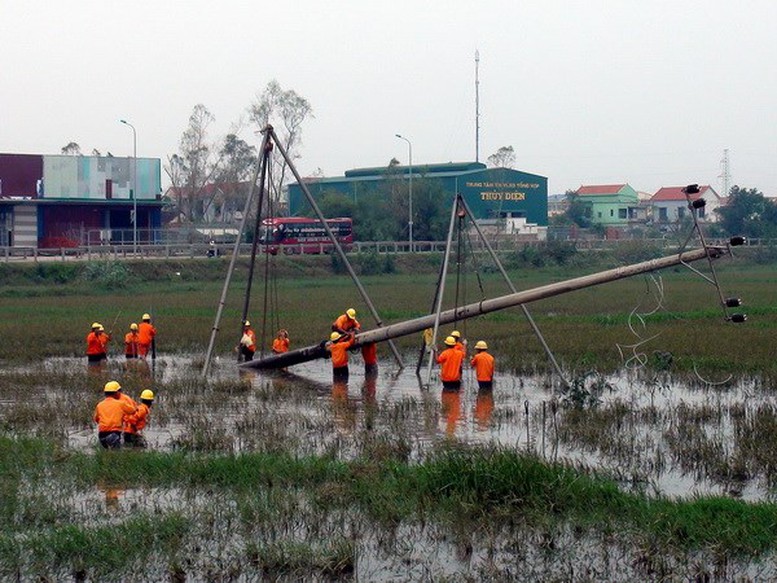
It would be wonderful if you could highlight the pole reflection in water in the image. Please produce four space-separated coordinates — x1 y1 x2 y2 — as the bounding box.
362 373 378 430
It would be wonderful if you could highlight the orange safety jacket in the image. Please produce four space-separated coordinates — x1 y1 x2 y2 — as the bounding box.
242 328 257 351
138 322 156 346
86 332 105 356
328 335 355 368
124 402 150 434
272 336 289 353
332 314 360 333
124 332 139 357
94 395 137 432
437 347 465 382
470 351 495 382
361 342 377 365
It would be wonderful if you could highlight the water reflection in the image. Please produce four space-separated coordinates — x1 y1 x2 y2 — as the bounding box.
474 388 494 430
440 389 463 437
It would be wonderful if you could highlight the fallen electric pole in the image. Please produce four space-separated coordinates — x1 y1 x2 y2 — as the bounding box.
240 245 730 371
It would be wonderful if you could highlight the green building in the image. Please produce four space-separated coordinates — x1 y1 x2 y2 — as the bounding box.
574 184 641 226
288 162 548 235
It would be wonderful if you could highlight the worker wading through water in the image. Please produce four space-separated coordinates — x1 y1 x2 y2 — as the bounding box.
450 330 467 355
362 342 378 376
94 381 137 449
435 335 466 391
239 320 257 361
124 323 140 359
123 389 154 448
272 329 290 354
332 308 361 335
470 340 495 391
86 322 109 364
327 331 355 381
137 313 156 359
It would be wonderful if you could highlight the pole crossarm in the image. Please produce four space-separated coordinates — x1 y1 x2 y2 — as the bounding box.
241 245 729 371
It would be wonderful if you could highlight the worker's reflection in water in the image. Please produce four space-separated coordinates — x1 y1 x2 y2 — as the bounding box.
474 388 495 430
331 380 357 431
440 388 463 437
361 372 378 430
96 482 125 511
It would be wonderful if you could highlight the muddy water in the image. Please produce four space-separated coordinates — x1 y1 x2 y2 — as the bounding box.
9 352 771 502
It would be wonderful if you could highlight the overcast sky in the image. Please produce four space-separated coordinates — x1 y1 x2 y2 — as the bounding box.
2 0 776 195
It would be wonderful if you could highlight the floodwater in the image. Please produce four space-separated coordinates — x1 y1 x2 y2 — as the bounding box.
10 351 775 502
5 354 777 580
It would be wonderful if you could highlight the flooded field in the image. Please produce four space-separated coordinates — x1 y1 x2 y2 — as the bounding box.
3 352 777 580
16 352 772 503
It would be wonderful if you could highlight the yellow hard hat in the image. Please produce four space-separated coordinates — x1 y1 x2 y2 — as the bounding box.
91 322 101 329
475 340 488 350
330 331 341 342
142 313 151 321
451 330 461 339
104 380 121 393
444 336 456 346
140 389 155 401
244 320 251 327
346 308 356 319
98 325 105 331
130 323 139 331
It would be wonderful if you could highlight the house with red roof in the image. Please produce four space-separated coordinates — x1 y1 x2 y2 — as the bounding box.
650 185 722 223
574 184 642 226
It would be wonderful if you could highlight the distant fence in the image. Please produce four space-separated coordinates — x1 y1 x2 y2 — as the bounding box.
1 238 773 263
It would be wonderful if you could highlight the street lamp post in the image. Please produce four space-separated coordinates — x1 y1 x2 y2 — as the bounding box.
120 119 138 254
395 134 413 252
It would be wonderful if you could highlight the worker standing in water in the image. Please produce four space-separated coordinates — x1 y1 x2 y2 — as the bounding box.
239 320 257 361
470 340 495 391
327 331 355 380
137 313 156 359
332 308 360 335
450 330 467 355
94 381 136 449
124 323 140 359
86 322 108 364
361 342 378 376
123 389 155 448
435 335 466 391
272 329 290 354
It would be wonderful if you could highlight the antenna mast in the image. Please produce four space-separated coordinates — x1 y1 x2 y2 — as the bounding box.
718 148 731 197
475 50 480 163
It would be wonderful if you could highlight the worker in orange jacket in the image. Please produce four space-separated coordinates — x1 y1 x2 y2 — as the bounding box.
86 322 109 364
123 389 154 448
327 331 355 380
470 340 495 390
124 323 140 359
450 330 467 355
332 308 361 335
272 329 290 354
435 335 466 391
239 320 257 361
362 342 378 375
94 380 137 449
137 313 156 359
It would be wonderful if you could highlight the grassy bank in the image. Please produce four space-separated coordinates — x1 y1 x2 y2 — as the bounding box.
2 435 776 579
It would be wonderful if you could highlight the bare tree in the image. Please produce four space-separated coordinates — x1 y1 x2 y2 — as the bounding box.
61 142 82 156
164 104 222 223
249 80 313 208
487 145 515 169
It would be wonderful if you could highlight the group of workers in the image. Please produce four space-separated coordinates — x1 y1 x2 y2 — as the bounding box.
93 380 155 449
325 308 493 389
238 321 290 362
86 313 157 363
326 308 378 380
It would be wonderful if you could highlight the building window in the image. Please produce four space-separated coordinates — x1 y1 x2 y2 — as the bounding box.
610 209 614 217
658 208 667 221
618 208 627 219
678 207 685 220
698 207 705 218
